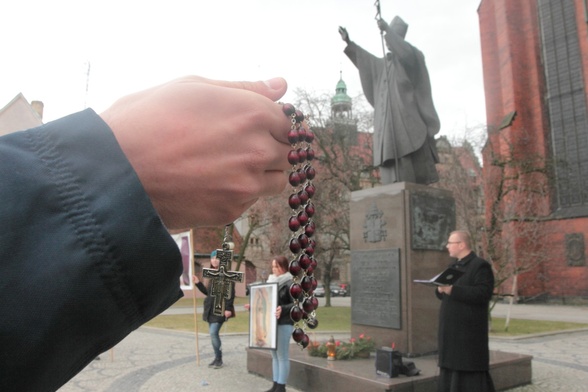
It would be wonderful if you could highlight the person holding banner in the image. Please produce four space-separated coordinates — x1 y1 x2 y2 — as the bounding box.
265 256 295 392
193 250 236 369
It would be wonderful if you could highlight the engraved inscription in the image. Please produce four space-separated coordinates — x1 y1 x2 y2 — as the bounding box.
351 248 401 329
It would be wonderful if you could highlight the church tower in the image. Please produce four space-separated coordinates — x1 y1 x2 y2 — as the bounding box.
329 72 358 144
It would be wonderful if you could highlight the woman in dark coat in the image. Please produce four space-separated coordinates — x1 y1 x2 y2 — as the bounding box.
193 250 235 369
436 230 495 392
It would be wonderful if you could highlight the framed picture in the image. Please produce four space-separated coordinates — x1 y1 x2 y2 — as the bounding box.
248 282 278 350
170 230 193 291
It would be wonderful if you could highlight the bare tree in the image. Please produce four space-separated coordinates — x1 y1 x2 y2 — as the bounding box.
482 127 555 330
434 125 555 331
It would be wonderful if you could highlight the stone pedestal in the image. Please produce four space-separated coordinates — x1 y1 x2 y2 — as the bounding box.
247 347 532 392
350 182 455 356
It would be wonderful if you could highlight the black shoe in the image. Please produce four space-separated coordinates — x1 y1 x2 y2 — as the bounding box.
264 381 277 392
213 358 223 369
275 384 286 392
208 358 218 368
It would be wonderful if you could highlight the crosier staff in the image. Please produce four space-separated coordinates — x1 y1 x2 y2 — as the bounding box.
374 0 400 182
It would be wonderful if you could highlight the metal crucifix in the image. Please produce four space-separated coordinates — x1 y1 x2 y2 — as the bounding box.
202 225 244 316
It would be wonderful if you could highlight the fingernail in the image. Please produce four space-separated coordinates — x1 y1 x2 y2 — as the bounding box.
264 77 283 90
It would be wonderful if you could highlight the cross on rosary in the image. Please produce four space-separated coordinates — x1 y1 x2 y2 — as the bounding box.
202 224 244 317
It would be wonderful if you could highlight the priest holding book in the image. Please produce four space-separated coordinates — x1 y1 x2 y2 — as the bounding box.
435 230 496 392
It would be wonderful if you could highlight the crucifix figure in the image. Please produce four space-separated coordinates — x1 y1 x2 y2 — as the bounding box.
202 247 244 317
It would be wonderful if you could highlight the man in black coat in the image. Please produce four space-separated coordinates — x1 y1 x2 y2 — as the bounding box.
436 230 496 392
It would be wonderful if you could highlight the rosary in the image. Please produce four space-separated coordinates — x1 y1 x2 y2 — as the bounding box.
213 103 318 349
282 103 318 349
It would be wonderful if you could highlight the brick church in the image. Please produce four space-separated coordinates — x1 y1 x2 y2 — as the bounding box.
478 0 588 301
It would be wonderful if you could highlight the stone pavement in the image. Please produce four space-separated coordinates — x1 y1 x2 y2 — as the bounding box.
58 302 588 391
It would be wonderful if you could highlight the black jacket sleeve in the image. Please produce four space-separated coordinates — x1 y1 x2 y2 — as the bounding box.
0 109 183 392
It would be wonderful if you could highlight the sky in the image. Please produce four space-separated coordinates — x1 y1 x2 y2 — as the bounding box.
1 0 486 138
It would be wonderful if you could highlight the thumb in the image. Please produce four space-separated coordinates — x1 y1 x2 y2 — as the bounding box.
191 76 288 102
237 77 288 102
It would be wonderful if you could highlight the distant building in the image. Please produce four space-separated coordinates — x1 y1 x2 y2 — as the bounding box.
0 93 44 136
479 0 588 301
434 136 485 253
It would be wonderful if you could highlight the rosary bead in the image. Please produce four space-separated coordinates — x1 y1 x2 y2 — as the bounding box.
300 275 313 292
300 334 310 348
297 127 307 142
288 216 301 232
304 165 316 180
304 244 314 256
288 193 301 209
296 168 307 182
305 129 315 143
290 306 304 322
298 190 309 205
288 259 302 276
288 129 300 144
294 109 305 123
304 183 316 198
298 233 309 248
297 211 309 226
289 238 301 253
282 103 296 116
287 150 299 165
292 327 305 342
305 147 315 161
297 148 308 163
304 202 315 217
298 254 311 269
309 257 318 271
289 283 303 300
288 172 301 187
304 221 316 237
302 297 315 313
306 317 319 329
309 296 319 310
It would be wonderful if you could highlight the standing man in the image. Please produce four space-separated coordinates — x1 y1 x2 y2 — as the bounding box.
339 16 440 185
436 230 495 391
193 250 235 369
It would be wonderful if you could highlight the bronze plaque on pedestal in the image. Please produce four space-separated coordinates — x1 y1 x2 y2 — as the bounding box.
351 248 401 329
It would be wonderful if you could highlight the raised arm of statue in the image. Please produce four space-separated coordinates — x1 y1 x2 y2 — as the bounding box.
338 26 350 44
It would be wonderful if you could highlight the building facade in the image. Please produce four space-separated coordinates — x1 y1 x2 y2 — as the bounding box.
479 0 588 300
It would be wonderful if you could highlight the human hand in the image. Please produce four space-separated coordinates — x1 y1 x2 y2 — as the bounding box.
192 275 200 284
275 305 282 319
438 285 452 295
244 304 250 311
100 76 293 229
338 26 350 43
224 310 232 319
377 19 389 32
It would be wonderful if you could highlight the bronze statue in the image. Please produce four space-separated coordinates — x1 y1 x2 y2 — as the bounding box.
339 16 440 185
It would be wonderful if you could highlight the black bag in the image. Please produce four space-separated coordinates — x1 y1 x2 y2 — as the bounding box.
400 360 421 376
375 348 421 378
375 348 402 377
